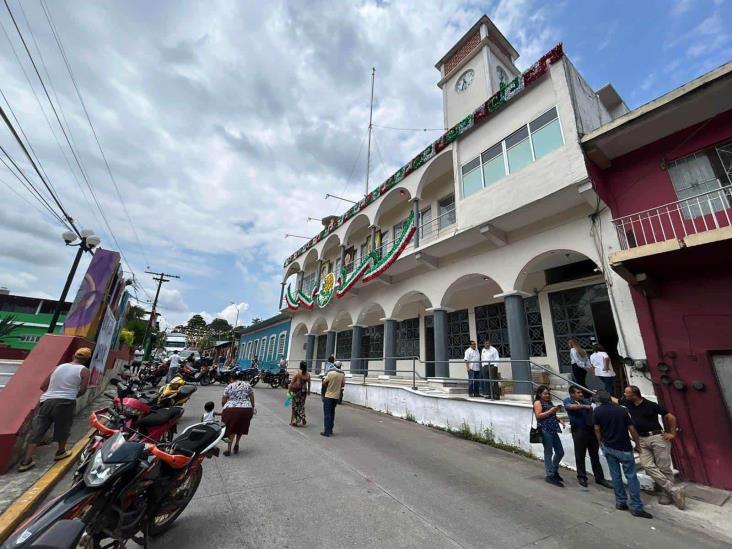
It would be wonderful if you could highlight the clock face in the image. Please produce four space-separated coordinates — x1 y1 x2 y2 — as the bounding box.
455 69 474 93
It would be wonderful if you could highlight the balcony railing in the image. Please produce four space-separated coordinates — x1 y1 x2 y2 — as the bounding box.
612 184 732 250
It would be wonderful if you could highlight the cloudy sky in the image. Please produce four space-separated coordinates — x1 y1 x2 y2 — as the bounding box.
0 0 729 329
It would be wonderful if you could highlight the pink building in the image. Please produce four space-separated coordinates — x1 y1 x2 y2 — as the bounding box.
583 61 732 489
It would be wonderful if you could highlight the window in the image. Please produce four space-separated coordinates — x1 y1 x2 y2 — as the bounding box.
268 335 277 360
19 335 40 343
420 206 433 240
668 142 732 218
460 106 564 196
302 271 318 294
481 143 505 188
336 330 352 358
360 325 384 359
529 107 563 160
396 317 420 358
461 157 483 198
506 126 533 173
475 297 546 358
438 194 456 230
447 309 470 359
246 341 252 359
277 332 287 356
524 296 546 357
260 337 267 359
253 340 259 358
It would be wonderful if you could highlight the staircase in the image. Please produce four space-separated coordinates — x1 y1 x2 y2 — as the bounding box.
0 360 22 392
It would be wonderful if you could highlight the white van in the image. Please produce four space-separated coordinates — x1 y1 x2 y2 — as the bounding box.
164 333 187 356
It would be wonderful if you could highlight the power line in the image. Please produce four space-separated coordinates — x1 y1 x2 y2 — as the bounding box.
339 129 368 198
0 17 97 227
371 123 445 132
40 0 152 269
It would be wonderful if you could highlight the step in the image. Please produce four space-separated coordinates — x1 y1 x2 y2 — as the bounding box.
0 360 22 374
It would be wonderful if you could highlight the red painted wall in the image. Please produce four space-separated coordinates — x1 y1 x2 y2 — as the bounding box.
0 335 94 474
589 108 732 489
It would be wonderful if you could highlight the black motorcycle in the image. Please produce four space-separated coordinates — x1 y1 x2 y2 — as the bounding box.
3 422 225 549
237 366 260 386
212 365 235 385
260 369 289 389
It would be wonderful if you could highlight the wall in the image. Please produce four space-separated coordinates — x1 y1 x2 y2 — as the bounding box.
0 311 66 351
238 319 291 371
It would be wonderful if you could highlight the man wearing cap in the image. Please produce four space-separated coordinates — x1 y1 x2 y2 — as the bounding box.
321 361 345 437
18 347 91 471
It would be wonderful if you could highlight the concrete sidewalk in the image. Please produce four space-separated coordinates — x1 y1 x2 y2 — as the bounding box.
0 391 106 515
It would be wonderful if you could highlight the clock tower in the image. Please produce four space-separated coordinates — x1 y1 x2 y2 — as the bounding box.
436 16 521 129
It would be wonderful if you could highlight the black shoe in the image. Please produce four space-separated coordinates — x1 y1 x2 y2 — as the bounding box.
553 473 564 482
615 503 629 511
545 476 564 487
631 510 653 519
597 479 613 489
578 478 588 487
320 432 330 437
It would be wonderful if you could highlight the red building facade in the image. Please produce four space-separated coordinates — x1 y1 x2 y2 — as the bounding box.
583 63 732 489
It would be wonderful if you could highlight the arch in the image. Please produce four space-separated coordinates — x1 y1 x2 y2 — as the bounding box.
302 248 319 270
330 310 353 332
289 321 309 363
416 150 454 200
310 316 328 335
440 273 503 309
291 321 309 337
356 302 386 327
343 213 372 248
512 249 600 292
374 187 412 227
389 290 432 319
283 260 301 283
321 232 341 261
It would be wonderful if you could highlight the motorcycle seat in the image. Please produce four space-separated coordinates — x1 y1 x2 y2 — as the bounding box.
137 407 184 428
171 424 222 454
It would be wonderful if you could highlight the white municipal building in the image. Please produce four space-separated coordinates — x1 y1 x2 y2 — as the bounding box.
276 15 651 398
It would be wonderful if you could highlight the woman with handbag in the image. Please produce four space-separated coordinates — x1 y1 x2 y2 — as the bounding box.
289 361 311 427
533 385 565 487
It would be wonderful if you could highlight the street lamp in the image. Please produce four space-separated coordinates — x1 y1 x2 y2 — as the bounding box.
230 301 241 339
48 229 101 334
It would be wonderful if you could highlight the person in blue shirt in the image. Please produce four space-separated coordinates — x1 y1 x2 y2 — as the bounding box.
563 385 612 488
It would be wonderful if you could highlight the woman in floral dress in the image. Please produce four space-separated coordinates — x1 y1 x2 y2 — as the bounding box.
289 361 311 427
221 370 256 456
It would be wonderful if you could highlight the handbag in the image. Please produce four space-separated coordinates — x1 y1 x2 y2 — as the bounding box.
530 409 542 444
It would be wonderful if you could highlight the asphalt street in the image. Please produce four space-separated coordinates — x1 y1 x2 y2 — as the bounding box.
47 384 730 548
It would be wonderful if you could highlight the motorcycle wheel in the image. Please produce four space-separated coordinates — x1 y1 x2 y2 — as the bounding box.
269 377 280 389
200 374 211 386
148 464 202 537
250 376 259 387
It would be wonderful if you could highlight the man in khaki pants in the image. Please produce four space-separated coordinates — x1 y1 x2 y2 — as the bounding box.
620 385 685 509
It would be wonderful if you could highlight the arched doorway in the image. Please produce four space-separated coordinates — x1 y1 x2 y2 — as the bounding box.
391 291 432 377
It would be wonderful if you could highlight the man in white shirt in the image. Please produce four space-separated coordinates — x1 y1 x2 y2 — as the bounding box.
464 341 481 397
18 347 91 472
481 339 501 400
166 350 181 383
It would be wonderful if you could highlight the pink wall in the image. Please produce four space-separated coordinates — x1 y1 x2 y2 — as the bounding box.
589 108 732 489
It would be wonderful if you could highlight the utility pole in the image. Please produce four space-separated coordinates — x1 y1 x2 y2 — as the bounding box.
365 67 375 196
142 270 180 360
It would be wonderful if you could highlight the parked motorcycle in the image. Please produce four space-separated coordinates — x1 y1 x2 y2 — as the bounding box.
138 360 168 387
237 366 260 386
177 362 212 386
260 368 290 388
158 376 197 408
211 364 235 385
3 420 225 548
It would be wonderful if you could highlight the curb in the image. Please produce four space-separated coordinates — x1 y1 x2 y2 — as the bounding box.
0 428 94 543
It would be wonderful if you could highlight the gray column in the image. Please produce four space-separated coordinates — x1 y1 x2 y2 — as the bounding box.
325 330 336 360
505 293 531 394
351 325 364 375
370 226 378 255
296 270 304 292
412 199 420 248
433 309 449 378
384 319 397 375
339 245 346 271
278 282 285 309
305 334 315 372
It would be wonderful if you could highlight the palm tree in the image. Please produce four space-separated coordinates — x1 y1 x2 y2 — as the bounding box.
0 315 22 343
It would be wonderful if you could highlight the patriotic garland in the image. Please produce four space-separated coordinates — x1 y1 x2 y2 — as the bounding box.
286 210 416 310
283 43 564 268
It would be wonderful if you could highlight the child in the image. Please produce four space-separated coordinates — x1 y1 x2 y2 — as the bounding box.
201 401 221 424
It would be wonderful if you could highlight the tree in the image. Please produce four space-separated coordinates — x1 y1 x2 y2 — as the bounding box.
250 317 262 325
119 329 135 347
208 318 232 335
0 315 22 343
187 314 207 330
126 305 146 322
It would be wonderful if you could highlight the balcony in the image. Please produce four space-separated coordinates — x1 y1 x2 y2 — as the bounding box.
610 184 732 264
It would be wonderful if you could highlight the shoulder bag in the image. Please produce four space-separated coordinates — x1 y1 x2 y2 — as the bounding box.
530 404 542 444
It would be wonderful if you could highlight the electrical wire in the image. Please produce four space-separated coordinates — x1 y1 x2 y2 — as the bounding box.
371 129 390 184
338 130 368 198
371 123 445 132
0 172 63 224
41 0 152 269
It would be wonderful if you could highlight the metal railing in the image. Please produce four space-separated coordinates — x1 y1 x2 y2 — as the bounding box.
282 356 592 405
612 183 732 250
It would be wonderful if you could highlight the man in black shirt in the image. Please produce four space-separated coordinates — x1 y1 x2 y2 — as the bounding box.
620 385 685 509
594 391 652 519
